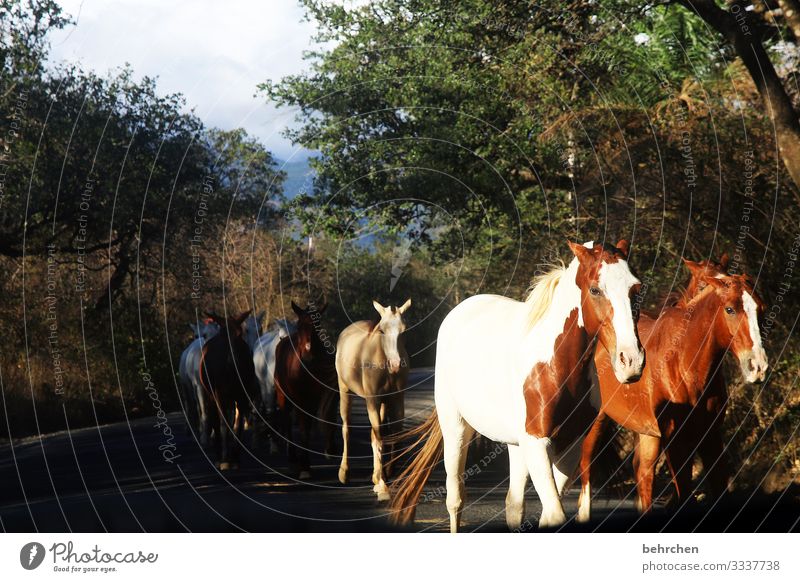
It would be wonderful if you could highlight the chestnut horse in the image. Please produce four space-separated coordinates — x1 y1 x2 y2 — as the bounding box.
273 301 338 479
200 310 258 470
389 241 645 531
336 299 412 501
577 258 768 521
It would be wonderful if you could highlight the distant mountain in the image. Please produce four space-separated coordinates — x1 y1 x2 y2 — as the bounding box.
277 157 316 199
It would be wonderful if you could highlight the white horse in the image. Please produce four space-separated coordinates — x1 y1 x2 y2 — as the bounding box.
336 299 411 501
251 317 297 451
390 241 645 532
179 319 220 445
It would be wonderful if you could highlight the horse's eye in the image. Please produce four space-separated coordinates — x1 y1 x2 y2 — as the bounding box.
590 287 602 296
725 307 735 315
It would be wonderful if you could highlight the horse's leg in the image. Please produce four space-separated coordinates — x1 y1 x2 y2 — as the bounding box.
338 384 351 485
577 412 607 523
196 384 211 447
366 397 390 501
663 434 695 508
634 434 660 513
218 401 237 471
383 391 404 478
505 443 528 531
296 406 313 480
231 401 245 469
323 388 339 459
697 426 731 500
552 436 583 498
435 386 474 533
520 435 565 528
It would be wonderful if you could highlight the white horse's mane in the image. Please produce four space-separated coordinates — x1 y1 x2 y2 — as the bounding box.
524 262 567 330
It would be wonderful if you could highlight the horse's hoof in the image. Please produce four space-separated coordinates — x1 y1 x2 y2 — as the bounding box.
269 442 280 455
338 468 349 484
298 470 312 480
373 482 390 501
538 511 566 529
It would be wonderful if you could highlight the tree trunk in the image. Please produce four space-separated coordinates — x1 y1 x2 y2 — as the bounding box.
675 0 800 190
94 240 133 311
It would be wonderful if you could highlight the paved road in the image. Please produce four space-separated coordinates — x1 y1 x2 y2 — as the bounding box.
1 369 793 532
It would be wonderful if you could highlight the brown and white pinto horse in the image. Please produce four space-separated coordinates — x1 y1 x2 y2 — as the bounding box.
200 310 258 470
577 258 768 521
389 241 645 531
273 301 338 479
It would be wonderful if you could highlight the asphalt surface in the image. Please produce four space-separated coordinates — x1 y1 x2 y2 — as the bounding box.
1 368 795 532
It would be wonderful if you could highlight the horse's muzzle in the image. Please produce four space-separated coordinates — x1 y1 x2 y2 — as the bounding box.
740 350 768 384
613 345 646 384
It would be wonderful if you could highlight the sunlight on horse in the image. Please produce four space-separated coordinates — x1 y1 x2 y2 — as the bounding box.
578 256 769 522
336 299 412 501
389 240 644 532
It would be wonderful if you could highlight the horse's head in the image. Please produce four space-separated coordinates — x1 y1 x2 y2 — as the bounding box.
372 299 411 374
683 253 730 297
569 239 645 383
273 317 297 339
291 301 327 362
243 311 265 350
205 310 251 341
699 273 768 383
189 318 220 341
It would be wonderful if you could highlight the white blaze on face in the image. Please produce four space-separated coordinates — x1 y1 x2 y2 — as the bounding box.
598 259 644 380
742 291 768 380
380 315 403 372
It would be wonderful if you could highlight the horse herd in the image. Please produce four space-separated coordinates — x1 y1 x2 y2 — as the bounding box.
178 239 769 532
178 299 412 487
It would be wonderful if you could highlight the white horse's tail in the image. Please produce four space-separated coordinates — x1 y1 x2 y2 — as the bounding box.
387 411 443 526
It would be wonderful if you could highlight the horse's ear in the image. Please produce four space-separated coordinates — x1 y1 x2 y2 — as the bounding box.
718 253 730 271
373 300 386 317
205 311 223 325
398 298 412 314
615 239 630 259
682 258 704 278
318 302 328 314
291 301 304 317
704 276 726 290
189 323 199 335
567 240 593 262
256 311 266 325
234 310 252 325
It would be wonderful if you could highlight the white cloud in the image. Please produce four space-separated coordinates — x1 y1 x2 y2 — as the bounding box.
49 0 320 160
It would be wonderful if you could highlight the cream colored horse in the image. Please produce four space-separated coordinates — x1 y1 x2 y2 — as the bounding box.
335 299 411 501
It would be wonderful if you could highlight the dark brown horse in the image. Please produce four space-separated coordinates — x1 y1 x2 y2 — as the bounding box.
578 258 767 521
200 310 258 470
273 301 338 479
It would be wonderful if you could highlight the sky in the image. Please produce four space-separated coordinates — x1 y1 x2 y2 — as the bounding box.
48 0 320 162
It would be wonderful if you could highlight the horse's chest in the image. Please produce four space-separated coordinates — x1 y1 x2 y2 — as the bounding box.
521 348 594 443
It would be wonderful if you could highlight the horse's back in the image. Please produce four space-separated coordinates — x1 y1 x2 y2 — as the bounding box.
203 333 256 401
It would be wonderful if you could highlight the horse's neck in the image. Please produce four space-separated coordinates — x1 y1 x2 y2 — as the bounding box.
678 294 726 388
520 260 586 365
